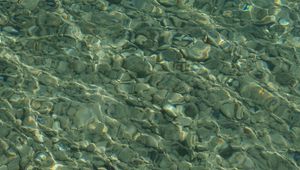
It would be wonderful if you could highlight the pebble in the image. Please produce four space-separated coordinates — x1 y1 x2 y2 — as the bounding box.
86 143 97 152
0 75 6 81
135 35 148 46
181 41 210 61
243 126 257 139
163 104 178 118
34 152 55 167
20 0 40 10
72 105 95 128
56 61 69 73
33 130 44 143
259 15 276 25
37 72 59 87
123 55 152 78
219 101 235 118
0 139 9 153
2 26 19 35
118 147 136 163
136 133 159 149
175 116 193 126
31 100 41 110
23 116 38 128
241 4 253 11
0 14 8 26
159 48 182 62
0 165 8 170
107 0 122 4
52 120 62 131
293 151 300 164
228 152 255 169
178 161 192 170
279 18 289 26
157 0 177 6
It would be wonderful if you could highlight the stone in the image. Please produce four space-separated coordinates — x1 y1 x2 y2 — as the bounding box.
0 165 8 170
275 72 297 86
270 133 288 148
219 101 235 118
159 123 180 141
181 41 210 61
203 30 224 47
163 104 178 118
0 14 8 26
107 0 122 4
123 55 152 78
21 0 40 10
0 139 9 154
175 116 193 126
135 34 148 46
228 152 255 169
287 36 300 48
86 143 97 152
71 59 86 74
159 48 182 62
279 18 290 26
56 61 69 73
2 26 19 35
256 15 276 25
118 147 136 163
183 103 199 118
239 80 280 111
32 129 44 143
7 156 20 170
34 152 55 167
243 127 257 139
70 104 96 128
185 131 198 148
37 72 59 87
52 120 62 131
23 116 38 128
166 93 185 104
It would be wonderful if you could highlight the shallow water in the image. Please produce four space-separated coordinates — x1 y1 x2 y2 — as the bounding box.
1 0 300 169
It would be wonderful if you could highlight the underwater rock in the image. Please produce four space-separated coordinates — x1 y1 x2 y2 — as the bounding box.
20 0 40 10
123 55 152 78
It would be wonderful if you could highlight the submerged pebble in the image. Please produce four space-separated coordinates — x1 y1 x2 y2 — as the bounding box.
2 26 19 35
279 18 289 26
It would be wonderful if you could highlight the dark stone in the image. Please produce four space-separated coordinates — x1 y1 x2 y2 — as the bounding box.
219 145 238 159
148 150 163 163
0 75 8 82
293 151 300 165
263 60 275 71
159 49 182 62
184 103 198 118
123 55 152 78
107 0 122 4
212 110 221 119
275 72 296 86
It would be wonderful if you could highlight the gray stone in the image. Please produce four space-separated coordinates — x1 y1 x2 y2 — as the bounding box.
123 55 152 78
